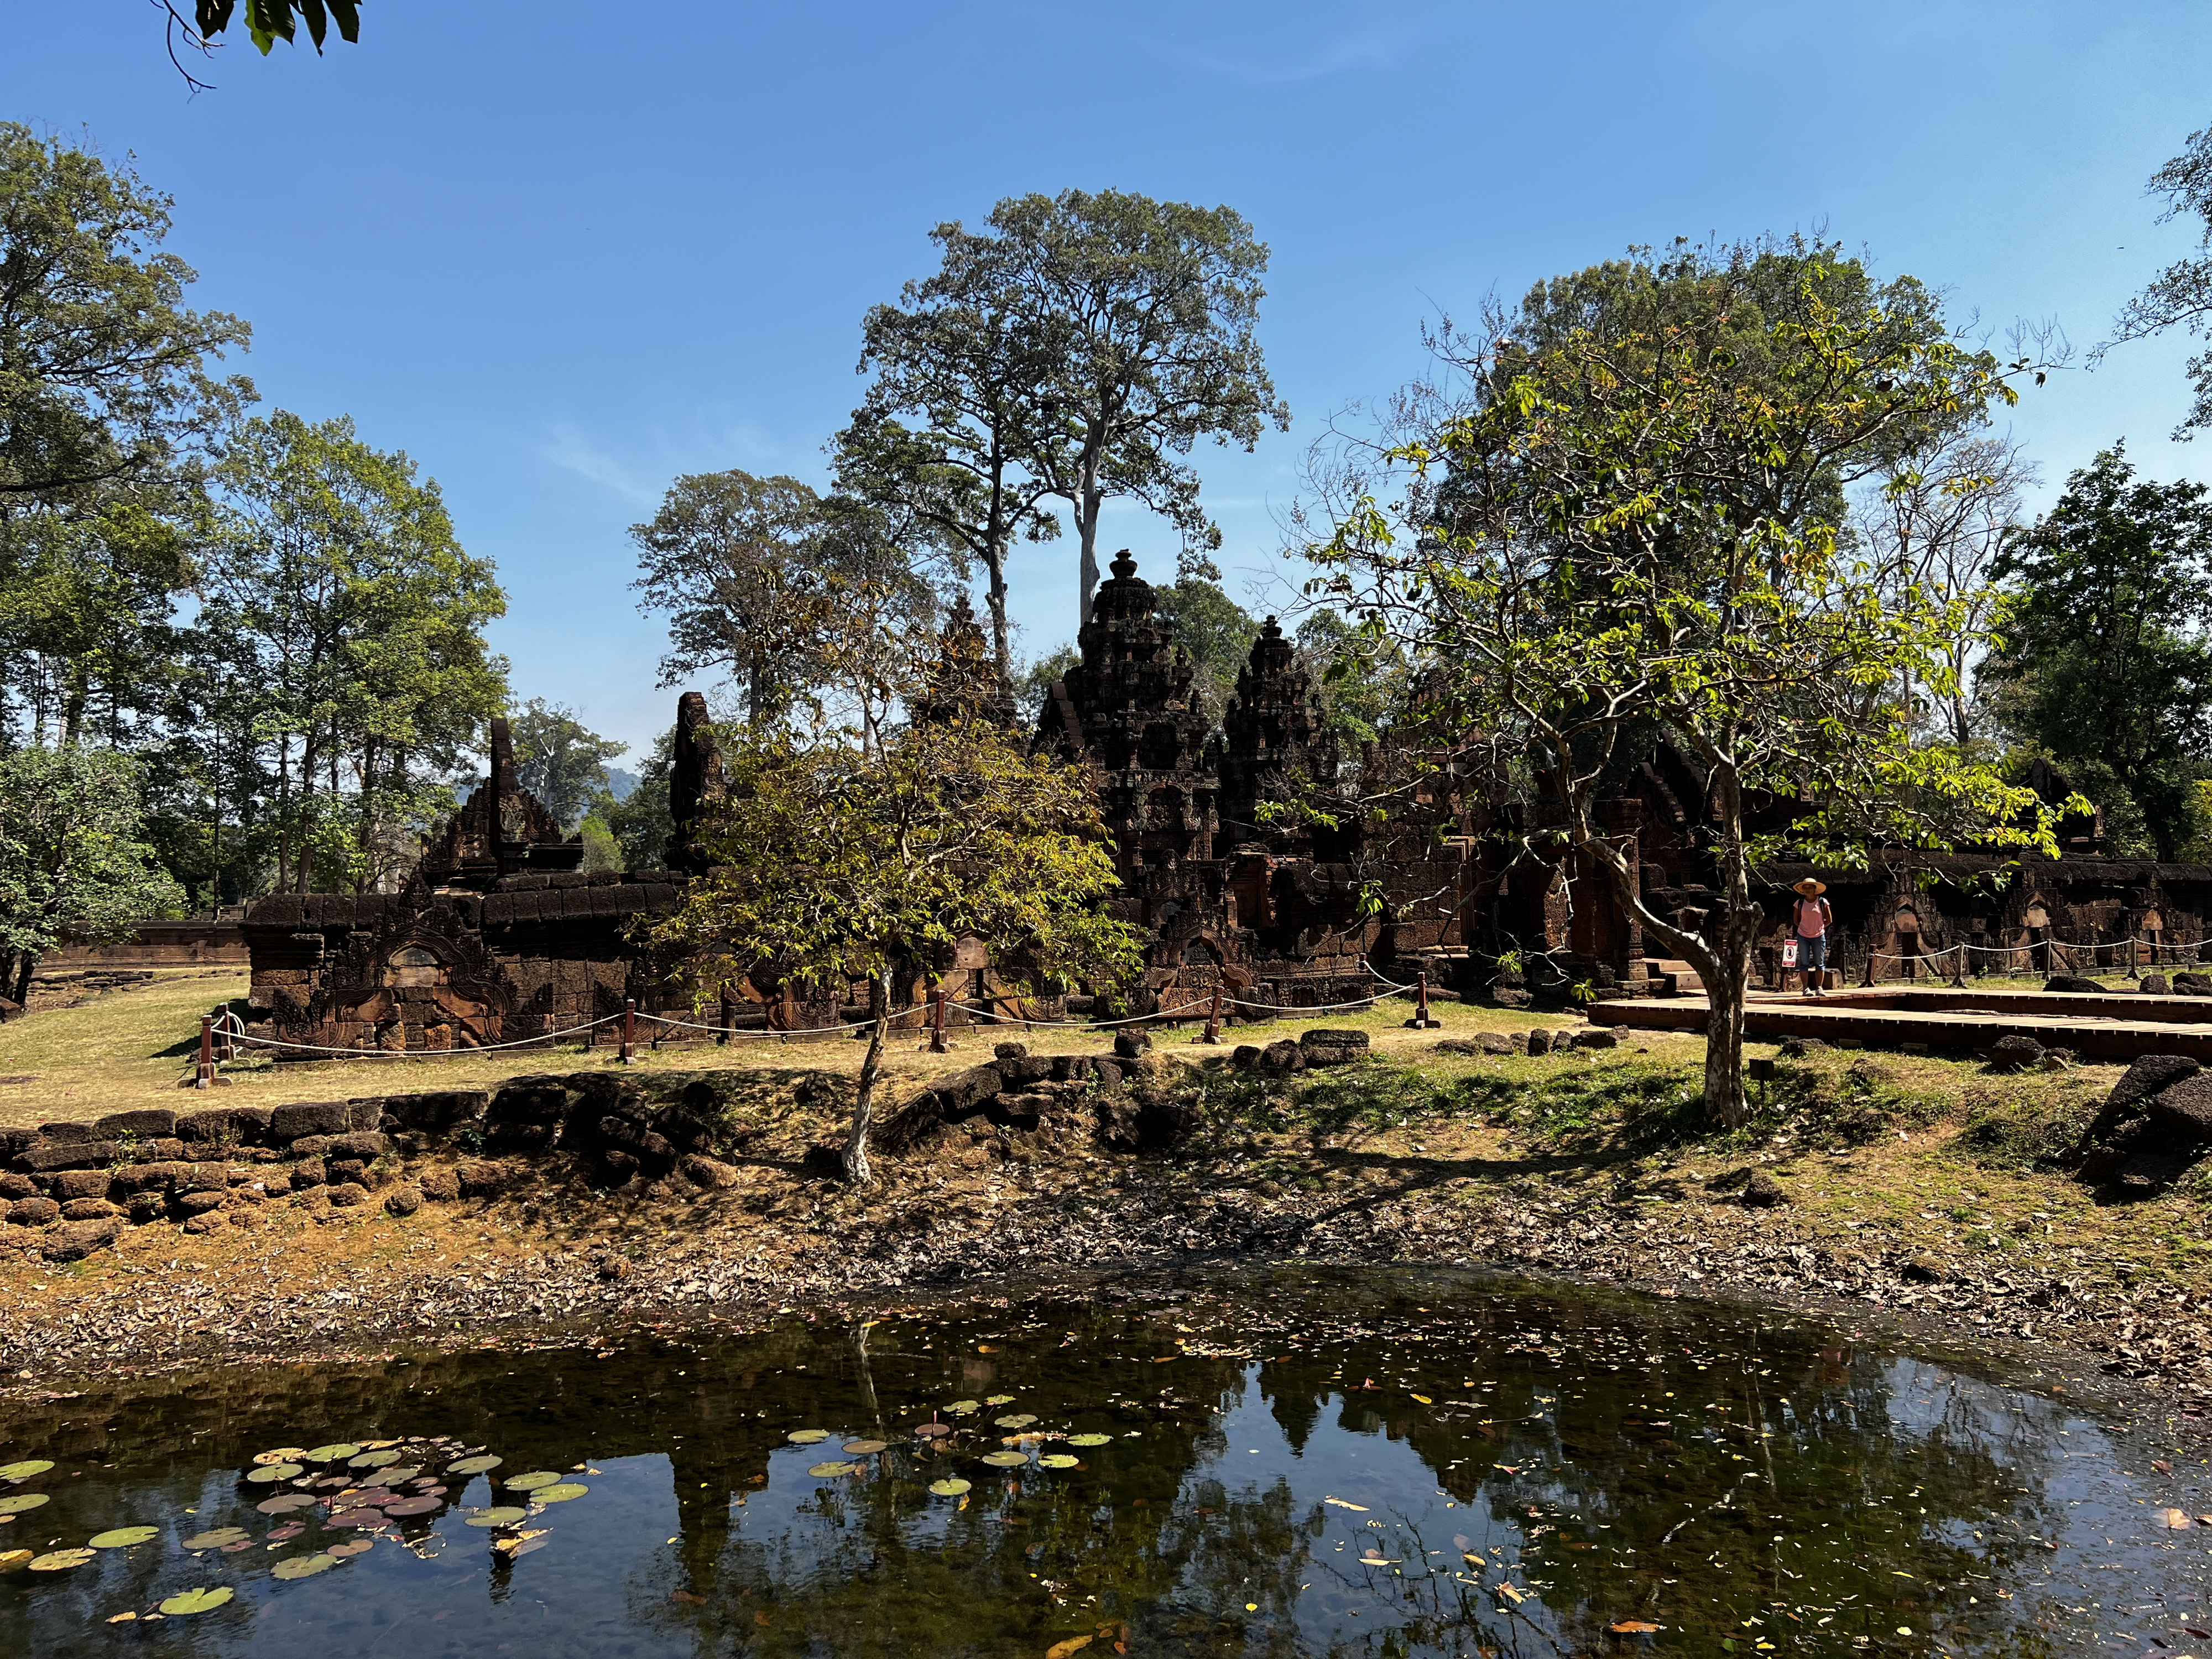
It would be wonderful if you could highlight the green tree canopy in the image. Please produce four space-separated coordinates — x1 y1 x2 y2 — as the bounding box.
1308 237 2059 1125
1985 445 2212 858
1153 577 1258 731
631 467 962 743
834 246 1061 676
906 190 1287 629
190 410 507 895
0 745 184 1003
508 697 627 833
0 124 252 510
648 625 1141 1183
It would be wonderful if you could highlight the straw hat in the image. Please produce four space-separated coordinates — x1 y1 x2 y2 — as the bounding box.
1792 877 1827 897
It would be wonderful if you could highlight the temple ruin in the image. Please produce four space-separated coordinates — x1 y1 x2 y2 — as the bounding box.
238 552 2212 1054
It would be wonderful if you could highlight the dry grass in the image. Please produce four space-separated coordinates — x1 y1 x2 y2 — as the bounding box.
0 978 1572 1129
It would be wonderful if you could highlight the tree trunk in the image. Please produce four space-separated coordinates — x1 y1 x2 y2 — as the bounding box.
1701 947 1750 1129
842 971 892 1185
985 541 1011 680
12 951 36 1006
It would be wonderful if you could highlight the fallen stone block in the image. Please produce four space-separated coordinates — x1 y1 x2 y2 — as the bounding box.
42 1218 122 1260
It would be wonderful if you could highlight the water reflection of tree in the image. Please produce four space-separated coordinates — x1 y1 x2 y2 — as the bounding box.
0 1274 2090 1659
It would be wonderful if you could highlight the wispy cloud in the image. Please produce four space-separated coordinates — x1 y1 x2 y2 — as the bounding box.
541 422 662 506
1163 26 1430 86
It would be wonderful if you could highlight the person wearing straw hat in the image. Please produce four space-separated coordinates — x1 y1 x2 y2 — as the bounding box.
1791 877 1832 997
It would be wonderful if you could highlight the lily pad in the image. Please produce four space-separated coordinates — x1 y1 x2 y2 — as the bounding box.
302 1444 360 1464
502 1472 562 1492
325 1509 386 1529
980 1450 1029 1468
246 1463 304 1484
1037 1454 1079 1469
446 1455 503 1476
532 1483 588 1504
499 1536 547 1559
326 1538 374 1558
183 1527 251 1551
0 1493 50 1516
252 1448 307 1466
993 1413 1039 1429
464 1507 529 1528
265 1523 306 1543
1066 1433 1112 1447
28 1547 95 1571
357 1439 400 1451
378 1466 422 1484
0 1549 33 1573
382 1496 442 1518
88 1525 159 1549
984 1394 1015 1406
786 1430 829 1445
270 1552 336 1580
257 1494 317 1515
349 1449 401 1469
913 1423 953 1439
927 1478 971 1497
0 1460 54 1481
842 1440 889 1455
943 1399 979 1415
159 1586 234 1616
806 1461 858 1478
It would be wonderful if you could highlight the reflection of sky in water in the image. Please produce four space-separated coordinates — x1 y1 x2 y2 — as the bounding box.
0 1270 2205 1656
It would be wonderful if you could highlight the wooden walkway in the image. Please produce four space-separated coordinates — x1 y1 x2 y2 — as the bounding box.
1588 986 2212 1060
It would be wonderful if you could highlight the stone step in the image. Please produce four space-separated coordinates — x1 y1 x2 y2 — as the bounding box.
1646 958 1704 995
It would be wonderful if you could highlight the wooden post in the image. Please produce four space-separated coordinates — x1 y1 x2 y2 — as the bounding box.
718 990 734 1047
197 1015 213 1090
928 987 948 1054
1949 943 1968 988
1859 948 1875 989
1404 969 1441 1029
620 998 636 1065
1197 985 1223 1045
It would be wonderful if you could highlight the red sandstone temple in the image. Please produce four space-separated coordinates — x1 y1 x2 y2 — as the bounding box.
238 553 2212 1053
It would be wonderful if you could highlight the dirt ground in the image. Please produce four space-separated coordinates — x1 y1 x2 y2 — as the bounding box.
2 973 2209 1409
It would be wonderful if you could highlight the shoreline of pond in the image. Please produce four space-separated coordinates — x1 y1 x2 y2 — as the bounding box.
0 1155 2179 1422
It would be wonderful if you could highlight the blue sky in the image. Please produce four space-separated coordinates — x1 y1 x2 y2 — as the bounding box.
9 1 2212 758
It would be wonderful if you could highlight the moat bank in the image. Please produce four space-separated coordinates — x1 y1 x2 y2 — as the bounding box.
3 1010 2210 1408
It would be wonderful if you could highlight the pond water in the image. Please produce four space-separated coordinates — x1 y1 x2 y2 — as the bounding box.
0 1267 2204 1656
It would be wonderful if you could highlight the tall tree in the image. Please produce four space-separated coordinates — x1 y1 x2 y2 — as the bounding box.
1308 238 2060 1126
835 247 1061 676
0 484 197 748
2104 120 2212 437
648 624 1140 1184
631 468 958 739
1984 445 2212 859
0 745 184 1003
193 411 507 894
508 697 627 832
630 469 829 724
0 124 252 510
1152 577 1258 731
921 190 1288 628
1858 435 2032 748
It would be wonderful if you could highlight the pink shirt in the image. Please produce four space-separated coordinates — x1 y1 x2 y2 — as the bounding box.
1795 898 1828 938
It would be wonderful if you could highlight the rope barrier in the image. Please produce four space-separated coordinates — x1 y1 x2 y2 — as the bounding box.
223 1010 625 1060
210 953 1437 1061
